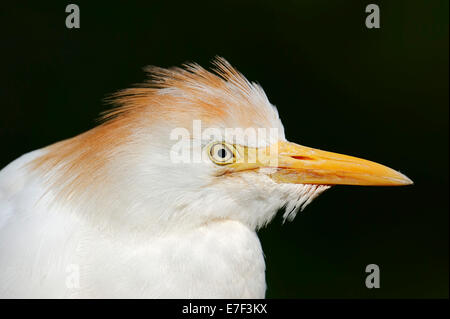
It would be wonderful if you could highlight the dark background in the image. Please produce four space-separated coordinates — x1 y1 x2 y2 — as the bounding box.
0 1 448 298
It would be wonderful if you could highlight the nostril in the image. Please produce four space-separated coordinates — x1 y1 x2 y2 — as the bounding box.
291 155 313 160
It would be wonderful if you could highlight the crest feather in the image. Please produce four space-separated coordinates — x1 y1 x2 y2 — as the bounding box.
101 57 279 130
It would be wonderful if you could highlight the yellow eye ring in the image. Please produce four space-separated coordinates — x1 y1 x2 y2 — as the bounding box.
208 142 236 165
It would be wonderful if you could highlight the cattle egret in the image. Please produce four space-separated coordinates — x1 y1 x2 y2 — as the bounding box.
0 58 412 298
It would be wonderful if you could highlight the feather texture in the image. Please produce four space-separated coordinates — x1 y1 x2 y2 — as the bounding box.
0 58 327 298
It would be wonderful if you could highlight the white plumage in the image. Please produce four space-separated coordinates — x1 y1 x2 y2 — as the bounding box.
0 58 411 298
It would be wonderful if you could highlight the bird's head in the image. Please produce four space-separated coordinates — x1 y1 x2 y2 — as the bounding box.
34 57 412 232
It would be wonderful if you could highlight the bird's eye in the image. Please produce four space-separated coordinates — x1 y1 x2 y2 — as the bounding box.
208 143 235 165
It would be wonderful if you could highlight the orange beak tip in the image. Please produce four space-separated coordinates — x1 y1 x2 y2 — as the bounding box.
396 172 414 186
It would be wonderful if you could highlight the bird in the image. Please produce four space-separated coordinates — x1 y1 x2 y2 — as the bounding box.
0 57 412 298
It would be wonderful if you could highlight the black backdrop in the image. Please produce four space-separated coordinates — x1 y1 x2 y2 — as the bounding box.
0 1 448 298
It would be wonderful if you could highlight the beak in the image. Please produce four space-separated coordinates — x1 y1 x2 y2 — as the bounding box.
231 141 413 186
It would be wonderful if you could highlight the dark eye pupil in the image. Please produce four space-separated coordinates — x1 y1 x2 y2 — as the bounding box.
218 148 227 159
218 148 227 158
